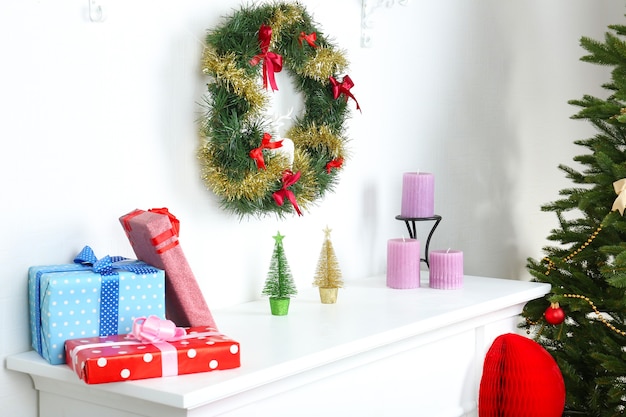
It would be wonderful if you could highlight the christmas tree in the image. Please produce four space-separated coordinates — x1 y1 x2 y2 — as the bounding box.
262 231 297 300
313 226 344 289
520 19 626 417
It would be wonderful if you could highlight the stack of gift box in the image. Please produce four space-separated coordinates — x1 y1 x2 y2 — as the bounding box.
28 208 240 384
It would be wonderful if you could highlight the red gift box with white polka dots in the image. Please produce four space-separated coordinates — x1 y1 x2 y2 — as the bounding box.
65 326 240 384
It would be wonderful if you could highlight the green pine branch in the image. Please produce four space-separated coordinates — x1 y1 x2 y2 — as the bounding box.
520 13 626 416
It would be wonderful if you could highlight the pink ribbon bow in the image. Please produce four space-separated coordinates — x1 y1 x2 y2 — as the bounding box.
298 31 318 48
249 133 283 170
249 24 283 91
330 75 361 112
273 170 303 216
132 315 186 343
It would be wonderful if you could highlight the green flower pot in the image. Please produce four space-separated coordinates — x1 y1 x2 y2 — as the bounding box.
269 297 290 316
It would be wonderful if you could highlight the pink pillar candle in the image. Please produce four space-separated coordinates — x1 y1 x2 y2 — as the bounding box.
386 238 421 289
401 172 435 218
429 250 464 289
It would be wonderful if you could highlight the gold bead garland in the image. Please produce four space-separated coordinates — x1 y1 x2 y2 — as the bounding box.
529 222 625 338
543 225 603 275
525 293 626 338
563 293 626 337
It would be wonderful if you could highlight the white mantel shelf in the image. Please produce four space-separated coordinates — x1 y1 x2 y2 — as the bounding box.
8 274 549 417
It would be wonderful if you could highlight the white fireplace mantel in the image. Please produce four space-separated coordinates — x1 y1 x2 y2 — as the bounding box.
7 274 549 417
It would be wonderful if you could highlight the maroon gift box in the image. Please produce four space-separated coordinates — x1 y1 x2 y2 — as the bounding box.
120 208 217 329
65 327 240 384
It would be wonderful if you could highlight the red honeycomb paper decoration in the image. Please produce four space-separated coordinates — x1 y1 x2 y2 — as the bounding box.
478 333 565 417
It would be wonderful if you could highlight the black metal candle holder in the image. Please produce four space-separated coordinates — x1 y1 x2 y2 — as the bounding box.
395 215 442 268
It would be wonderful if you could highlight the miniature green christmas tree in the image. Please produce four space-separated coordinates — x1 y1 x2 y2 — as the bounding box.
262 231 297 315
520 18 626 416
313 226 343 303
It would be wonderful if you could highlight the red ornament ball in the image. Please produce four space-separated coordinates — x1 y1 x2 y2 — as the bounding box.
479 333 565 417
544 302 566 325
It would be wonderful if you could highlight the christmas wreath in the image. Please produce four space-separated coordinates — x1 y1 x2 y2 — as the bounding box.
198 2 359 218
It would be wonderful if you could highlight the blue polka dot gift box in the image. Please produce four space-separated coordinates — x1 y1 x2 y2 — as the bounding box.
65 315 240 384
28 246 165 365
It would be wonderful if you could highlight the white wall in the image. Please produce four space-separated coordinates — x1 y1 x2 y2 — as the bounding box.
1 1 622 415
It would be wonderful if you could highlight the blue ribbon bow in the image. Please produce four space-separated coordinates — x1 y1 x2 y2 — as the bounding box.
73 246 159 336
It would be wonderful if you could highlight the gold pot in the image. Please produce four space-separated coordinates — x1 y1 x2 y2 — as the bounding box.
318 287 339 304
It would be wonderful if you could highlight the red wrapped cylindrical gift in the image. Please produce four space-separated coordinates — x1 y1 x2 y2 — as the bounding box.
120 208 217 329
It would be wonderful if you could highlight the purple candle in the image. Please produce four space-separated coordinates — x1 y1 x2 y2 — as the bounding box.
386 238 421 289
401 172 435 218
429 249 463 289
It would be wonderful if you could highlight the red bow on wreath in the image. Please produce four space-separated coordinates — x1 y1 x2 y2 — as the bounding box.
249 133 283 170
326 157 344 174
298 31 318 48
249 24 283 91
330 75 361 112
273 170 303 216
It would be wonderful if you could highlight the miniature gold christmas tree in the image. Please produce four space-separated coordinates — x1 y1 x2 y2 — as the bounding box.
313 226 343 303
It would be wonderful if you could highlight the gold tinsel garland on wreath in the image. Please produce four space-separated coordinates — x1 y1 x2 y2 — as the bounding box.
198 2 359 218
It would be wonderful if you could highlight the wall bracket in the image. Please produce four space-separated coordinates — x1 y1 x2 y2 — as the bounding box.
361 0 408 47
